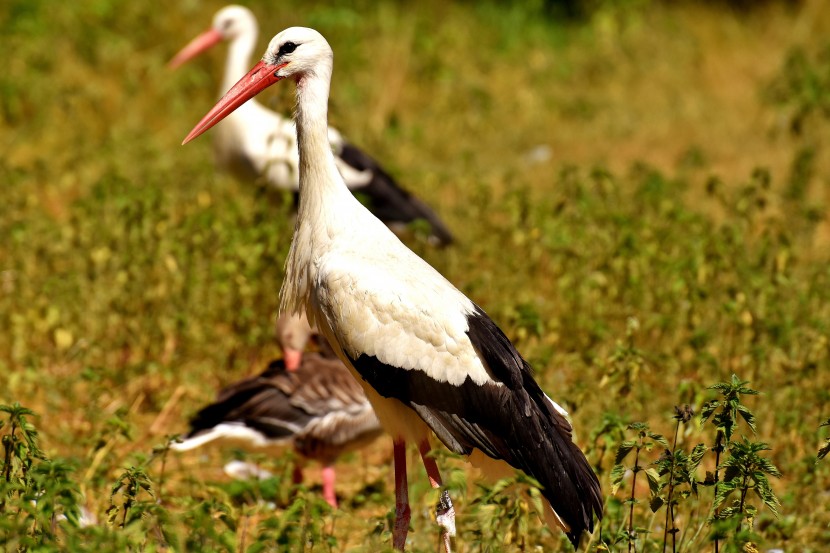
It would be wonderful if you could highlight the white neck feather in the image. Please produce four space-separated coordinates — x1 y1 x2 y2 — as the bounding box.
279 57 357 321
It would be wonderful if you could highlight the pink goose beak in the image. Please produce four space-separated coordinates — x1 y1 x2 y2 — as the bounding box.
169 28 224 69
182 60 287 144
283 348 303 372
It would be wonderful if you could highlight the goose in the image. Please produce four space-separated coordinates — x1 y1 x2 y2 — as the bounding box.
173 314 382 508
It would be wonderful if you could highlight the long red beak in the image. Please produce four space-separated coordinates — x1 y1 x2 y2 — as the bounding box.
182 60 285 145
169 28 224 69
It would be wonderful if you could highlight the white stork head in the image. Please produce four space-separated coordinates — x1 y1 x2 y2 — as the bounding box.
261 27 333 82
169 5 258 69
183 27 332 144
211 5 257 42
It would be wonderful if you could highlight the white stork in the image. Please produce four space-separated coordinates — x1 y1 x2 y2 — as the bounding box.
182 27 602 550
171 5 454 246
172 314 382 508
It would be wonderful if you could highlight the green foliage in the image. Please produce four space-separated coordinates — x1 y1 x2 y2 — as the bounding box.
0 404 83 551
699 375 766 552
107 465 155 528
178 498 237 552
610 422 667 551
589 411 629 471
700 374 759 451
1 403 43 486
612 422 668 494
714 439 782 518
469 473 550 550
710 439 782 553
252 495 337 552
819 418 830 461
765 42 830 137
651 406 704 553
601 375 787 553
2 0 830 550
651 444 707 512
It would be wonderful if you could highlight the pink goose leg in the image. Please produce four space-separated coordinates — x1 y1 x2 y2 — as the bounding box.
321 465 338 508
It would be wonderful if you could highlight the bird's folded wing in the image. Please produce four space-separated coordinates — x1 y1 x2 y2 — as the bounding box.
314 253 492 387
314 258 601 544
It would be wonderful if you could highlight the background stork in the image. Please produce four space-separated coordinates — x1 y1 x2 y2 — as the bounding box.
171 5 454 245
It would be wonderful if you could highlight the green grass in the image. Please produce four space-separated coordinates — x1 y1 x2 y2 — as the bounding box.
2 0 830 551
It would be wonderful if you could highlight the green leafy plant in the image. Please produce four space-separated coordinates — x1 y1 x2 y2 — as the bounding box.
107 465 155 528
700 377 758 483
248 491 335 553
610 422 668 551
765 43 830 137
1 403 43 491
469 472 551 551
710 439 782 551
819 418 830 461
178 497 238 552
700 375 763 552
603 317 648 398
652 443 707 552
589 411 629 472
649 405 705 553
0 404 82 551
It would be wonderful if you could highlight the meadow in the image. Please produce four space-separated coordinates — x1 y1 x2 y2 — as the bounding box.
2 0 830 551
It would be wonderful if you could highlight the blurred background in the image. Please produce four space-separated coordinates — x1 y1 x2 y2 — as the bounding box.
1 0 829 550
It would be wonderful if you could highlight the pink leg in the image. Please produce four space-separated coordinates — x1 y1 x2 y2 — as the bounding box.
321 465 338 509
392 439 411 551
419 439 455 553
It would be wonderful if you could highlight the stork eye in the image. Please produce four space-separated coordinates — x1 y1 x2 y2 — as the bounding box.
278 41 298 56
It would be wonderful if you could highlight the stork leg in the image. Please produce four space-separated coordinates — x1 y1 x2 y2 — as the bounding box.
321 464 338 508
418 439 456 553
392 439 411 551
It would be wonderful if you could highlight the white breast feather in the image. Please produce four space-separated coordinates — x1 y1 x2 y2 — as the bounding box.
312 246 498 387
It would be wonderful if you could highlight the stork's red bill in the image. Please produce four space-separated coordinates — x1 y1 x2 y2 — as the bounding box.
183 60 284 145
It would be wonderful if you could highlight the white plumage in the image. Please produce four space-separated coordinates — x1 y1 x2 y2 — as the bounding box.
183 26 601 551
172 5 454 245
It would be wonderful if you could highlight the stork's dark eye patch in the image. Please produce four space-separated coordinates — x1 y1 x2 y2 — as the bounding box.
278 42 298 56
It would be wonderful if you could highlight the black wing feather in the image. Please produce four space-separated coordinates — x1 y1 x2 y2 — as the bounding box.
348 304 602 548
185 360 312 440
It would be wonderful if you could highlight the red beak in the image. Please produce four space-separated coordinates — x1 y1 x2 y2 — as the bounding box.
168 28 224 69
182 60 285 145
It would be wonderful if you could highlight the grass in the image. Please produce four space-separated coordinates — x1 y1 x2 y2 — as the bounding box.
2 0 830 550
